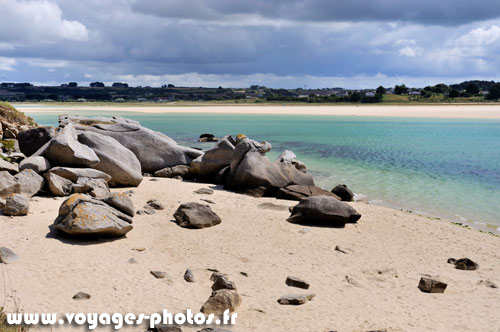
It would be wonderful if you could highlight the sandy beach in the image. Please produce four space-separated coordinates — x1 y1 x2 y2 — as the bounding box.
16 104 500 119
1 178 499 332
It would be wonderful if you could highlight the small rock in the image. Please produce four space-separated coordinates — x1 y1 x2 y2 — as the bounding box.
132 247 146 252
72 292 91 300
0 247 19 264
200 289 241 315
418 276 447 293
103 192 135 217
210 272 227 281
200 199 215 204
285 276 310 289
477 279 498 288
4 193 30 216
212 276 237 291
151 271 168 279
146 199 164 210
334 245 348 254
447 257 479 271
184 269 195 282
240 272 248 277
277 293 316 305
128 258 138 264
150 326 183 332
174 202 221 229
194 188 214 195
197 329 233 332
144 208 156 215
136 210 146 215
331 184 354 201
298 228 310 234
257 202 290 211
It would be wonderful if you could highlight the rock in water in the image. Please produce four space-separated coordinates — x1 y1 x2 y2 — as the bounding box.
331 184 354 202
40 124 100 167
77 131 143 186
45 172 73 196
0 247 19 264
59 115 203 173
200 289 241 315
4 193 30 216
174 202 221 229
54 194 133 237
287 196 361 227
198 133 218 142
277 185 340 201
18 127 55 157
19 156 51 174
277 293 316 305
447 257 479 271
285 276 310 289
418 277 447 293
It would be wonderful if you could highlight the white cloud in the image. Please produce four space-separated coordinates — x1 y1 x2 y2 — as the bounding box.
456 25 500 47
26 59 69 68
399 46 422 57
0 57 16 71
0 0 88 43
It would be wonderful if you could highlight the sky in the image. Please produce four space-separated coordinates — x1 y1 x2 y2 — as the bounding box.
1 0 500 88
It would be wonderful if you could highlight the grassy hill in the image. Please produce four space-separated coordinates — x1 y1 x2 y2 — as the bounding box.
0 101 37 127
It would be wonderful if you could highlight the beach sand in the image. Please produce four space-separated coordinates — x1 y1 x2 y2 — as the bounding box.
1 178 499 332
17 104 500 119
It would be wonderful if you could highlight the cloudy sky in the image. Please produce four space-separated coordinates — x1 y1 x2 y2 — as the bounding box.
1 0 500 88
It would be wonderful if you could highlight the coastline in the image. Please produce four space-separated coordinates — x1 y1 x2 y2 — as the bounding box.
1 178 499 331
16 104 500 119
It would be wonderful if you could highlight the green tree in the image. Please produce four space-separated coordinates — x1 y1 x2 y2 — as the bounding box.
449 89 460 98
465 83 479 95
486 83 500 100
394 84 408 95
376 86 386 96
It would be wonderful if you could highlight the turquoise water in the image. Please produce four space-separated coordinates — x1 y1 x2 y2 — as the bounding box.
21 107 500 230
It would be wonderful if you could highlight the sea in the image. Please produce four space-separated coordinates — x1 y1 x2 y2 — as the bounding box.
18 105 500 232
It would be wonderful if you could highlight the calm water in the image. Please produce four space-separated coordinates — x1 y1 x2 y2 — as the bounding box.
21 106 500 230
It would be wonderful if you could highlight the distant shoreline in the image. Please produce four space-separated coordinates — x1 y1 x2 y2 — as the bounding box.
16 103 500 119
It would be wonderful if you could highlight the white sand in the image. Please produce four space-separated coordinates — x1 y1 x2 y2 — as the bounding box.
1 178 499 331
16 104 500 119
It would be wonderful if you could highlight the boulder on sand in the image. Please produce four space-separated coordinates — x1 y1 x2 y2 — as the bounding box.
277 185 340 201
200 289 242 315
173 202 221 229
37 124 100 167
190 136 236 179
59 115 203 173
45 172 73 196
102 192 135 217
0 171 19 198
77 131 143 186
287 196 361 227
54 194 133 237
331 184 354 202
48 167 111 183
13 169 44 198
0 158 19 174
154 165 190 179
18 127 55 157
3 193 30 216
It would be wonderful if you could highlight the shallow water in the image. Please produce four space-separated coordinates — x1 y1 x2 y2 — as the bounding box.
22 107 500 229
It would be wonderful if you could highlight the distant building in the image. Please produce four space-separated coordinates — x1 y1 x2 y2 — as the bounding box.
365 91 376 97
114 98 125 102
76 98 86 102
409 90 421 96
480 91 490 96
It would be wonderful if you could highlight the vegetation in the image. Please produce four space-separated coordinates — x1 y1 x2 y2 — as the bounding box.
0 307 28 332
0 101 36 127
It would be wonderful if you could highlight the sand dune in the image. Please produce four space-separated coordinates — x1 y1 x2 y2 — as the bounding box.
1 178 499 331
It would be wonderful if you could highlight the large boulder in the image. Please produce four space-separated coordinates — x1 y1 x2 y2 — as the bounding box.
190 136 236 179
173 202 221 229
277 185 341 201
45 172 73 196
59 115 203 173
0 158 18 174
18 127 55 157
331 184 354 202
0 171 19 198
19 156 51 174
102 192 134 217
48 167 111 183
3 193 30 216
287 196 361 227
14 169 44 197
77 131 143 186
73 178 110 199
53 194 133 237
275 150 307 173
37 124 100 167
225 149 314 196
154 165 190 179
